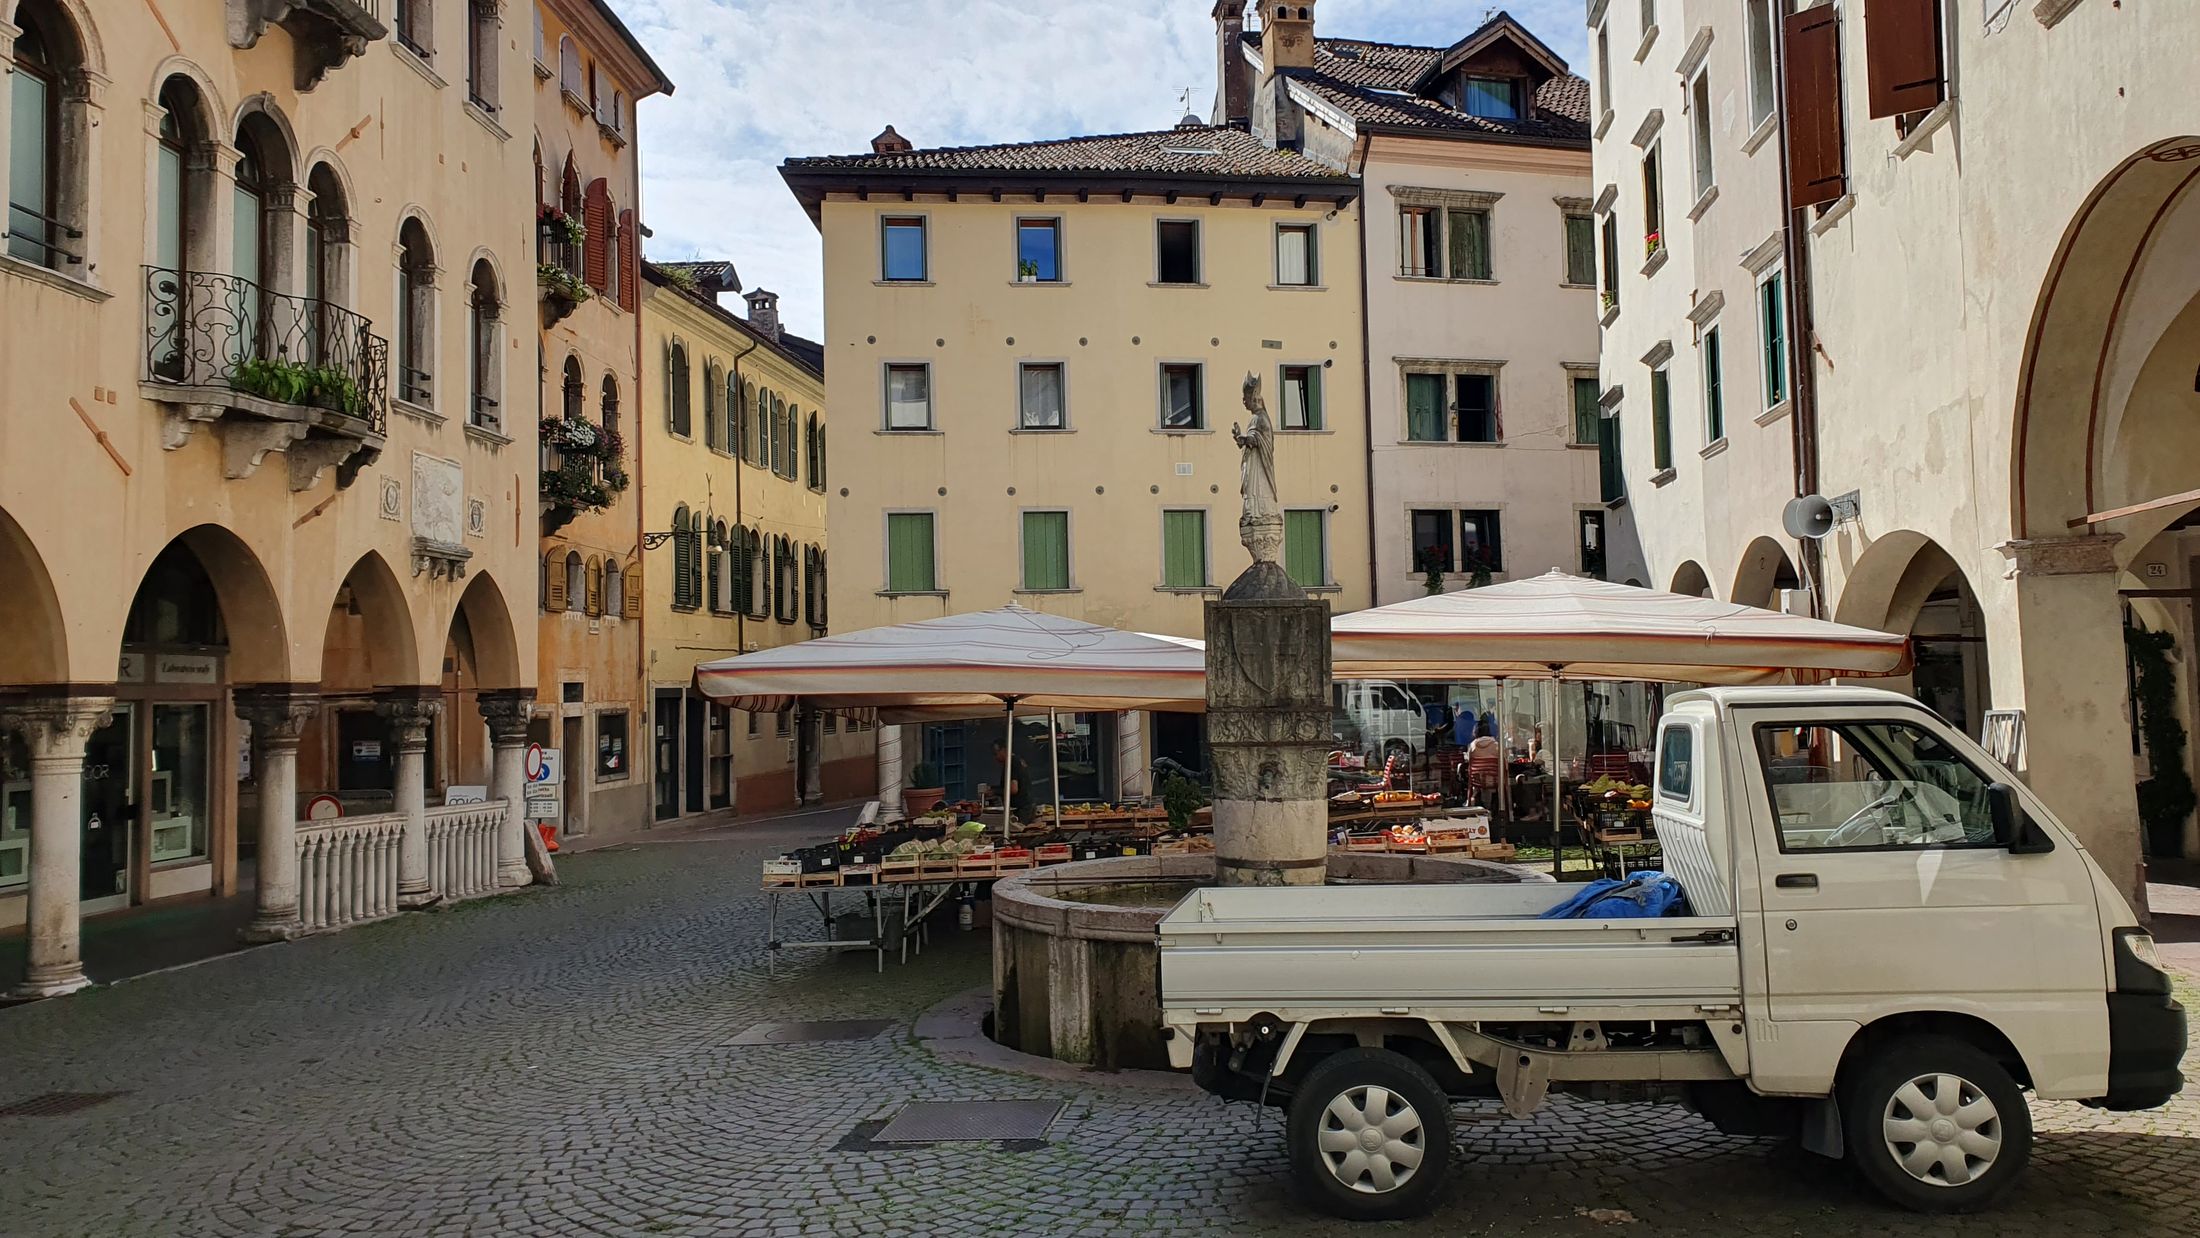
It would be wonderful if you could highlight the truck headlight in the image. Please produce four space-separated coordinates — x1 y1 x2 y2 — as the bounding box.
2114 927 2171 995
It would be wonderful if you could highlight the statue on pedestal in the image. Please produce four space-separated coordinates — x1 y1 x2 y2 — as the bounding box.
1232 372 1282 565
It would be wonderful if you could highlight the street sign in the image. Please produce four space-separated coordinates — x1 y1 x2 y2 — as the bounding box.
524 748 562 823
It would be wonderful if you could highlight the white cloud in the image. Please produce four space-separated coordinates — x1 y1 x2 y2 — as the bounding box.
621 1 1592 340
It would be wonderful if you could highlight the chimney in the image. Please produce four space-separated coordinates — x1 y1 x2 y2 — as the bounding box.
1259 2 1317 76
745 289 782 342
1211 1 1251 127
870 125 912 155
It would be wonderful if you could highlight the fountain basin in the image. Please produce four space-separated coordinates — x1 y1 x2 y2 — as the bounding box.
990 852 1546 1070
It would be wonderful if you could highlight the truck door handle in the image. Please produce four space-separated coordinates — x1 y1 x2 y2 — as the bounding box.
1775 873 1818 890
1669 928 1736 945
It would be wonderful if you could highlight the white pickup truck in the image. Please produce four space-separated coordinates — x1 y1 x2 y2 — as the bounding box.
1158 686 2185 1221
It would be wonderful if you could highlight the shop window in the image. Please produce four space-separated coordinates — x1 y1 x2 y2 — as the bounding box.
596 711 629 780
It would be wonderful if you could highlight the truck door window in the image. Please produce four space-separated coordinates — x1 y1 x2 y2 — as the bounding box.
1754 721 1997 852
1656 724 1692 802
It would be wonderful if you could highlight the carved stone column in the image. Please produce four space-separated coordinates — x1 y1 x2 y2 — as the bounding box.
379 693 443 909
0 695 115 998
236 688 318 941
480 691 535 888
877 723 905 818
1207 563 1331 887
1116 711 1149 801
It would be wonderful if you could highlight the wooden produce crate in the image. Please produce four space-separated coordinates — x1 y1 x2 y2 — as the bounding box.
995 848 1035 872
880 857 922 883
1034 843 1073 864
1467 842 1518 860
762 858 804 887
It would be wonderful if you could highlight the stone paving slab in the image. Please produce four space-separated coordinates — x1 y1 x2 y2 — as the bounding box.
0 831 2192 1236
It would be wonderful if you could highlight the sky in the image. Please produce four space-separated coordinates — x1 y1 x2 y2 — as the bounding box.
617 1 1592 340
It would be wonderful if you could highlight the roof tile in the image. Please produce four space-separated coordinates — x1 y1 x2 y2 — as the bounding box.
781 125 1348 181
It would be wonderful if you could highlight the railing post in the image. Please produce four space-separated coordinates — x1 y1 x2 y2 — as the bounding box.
380 692 442 910
481 690 536 888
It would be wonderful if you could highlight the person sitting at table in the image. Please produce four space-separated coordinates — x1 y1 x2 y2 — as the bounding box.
1463 719 1502 810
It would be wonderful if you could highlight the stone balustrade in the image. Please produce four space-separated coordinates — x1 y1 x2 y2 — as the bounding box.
296 813 405 933
425 802 505 902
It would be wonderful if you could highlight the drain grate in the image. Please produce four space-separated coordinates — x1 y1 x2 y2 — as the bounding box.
725 1019 895 1046
0 1091 126 1118
873 1099 1064 1144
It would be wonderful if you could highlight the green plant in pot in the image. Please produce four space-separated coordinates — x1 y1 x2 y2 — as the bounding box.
1160 774 1208 834
904 761 947 819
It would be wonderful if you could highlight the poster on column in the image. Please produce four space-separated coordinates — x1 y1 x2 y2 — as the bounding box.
524 746 562 822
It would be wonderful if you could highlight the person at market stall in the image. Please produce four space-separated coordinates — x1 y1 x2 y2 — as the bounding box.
983 738 1034 822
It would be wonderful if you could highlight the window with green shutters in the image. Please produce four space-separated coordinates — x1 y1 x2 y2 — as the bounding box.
1759 270 1788 408
1280 365 1322 430
1572 375 1602 445
1405 372 1446 441
1599 406 1626 503
1702 326 1725 442
1564 213 1597 285
885 512 936 593
1650 367 1673 471
1284 509 1327 589
1162 510 1207 588
1020 510 1070 591
1447 209 1491 280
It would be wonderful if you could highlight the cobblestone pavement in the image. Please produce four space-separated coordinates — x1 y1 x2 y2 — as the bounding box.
2 816 2196 1237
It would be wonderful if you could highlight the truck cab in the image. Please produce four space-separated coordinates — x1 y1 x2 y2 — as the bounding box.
1158 686 2184 1221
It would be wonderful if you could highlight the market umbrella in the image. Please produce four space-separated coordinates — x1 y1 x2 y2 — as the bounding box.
693 605 1206 832
1331 570 1910 868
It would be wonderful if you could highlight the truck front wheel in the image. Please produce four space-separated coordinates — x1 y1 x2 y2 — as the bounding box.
1286 1048 1451 1221
1842 1034 2032 1212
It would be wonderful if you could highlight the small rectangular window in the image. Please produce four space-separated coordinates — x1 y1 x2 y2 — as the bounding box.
1600 213 1620 303
1160 363 1204 429
1456 373 1498 443
1690 73 1715 199
885 364 931 430
1411 510 1455 575
1746 0 1778 126
1016 218 1061 281
1759 271 1789 408
881 216 927 281
1658 724 1693 801
1020 510 1071 591
1405 372 1447 442
1018 362 1065 429
1572 375 1603 445
1398 206 1439 277
1279 365 1322 430
1596 26 1613 117
1703 327 1726 442
885 512 937 593
1650 366 1673 471
1447 209 1492 280
1156 220 1200 284
1462 76 1519 119
1642 145 1665 254
1460 509 1503 574
1564 214 1597 286
1161 509 1208 588
1284 509 1328 589
1578 509 1607 580
1276 223 1317 286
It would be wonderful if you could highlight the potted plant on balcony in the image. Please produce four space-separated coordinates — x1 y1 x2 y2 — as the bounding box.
538 203 586 248
1016 259 1041 283
539 417 628 534
539 262 591 325
1644 229 1663 258
904 763 947 818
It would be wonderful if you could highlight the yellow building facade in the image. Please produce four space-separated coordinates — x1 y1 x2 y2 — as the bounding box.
637 262 873 822
784 125 1365 805
1 0 542 993
527 0 669 838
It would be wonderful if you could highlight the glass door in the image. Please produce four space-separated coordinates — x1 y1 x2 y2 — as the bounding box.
80 705 136 911
1 733 29 893
149 703 211 865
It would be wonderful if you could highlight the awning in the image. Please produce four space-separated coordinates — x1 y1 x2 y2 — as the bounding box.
1331 570 1910 683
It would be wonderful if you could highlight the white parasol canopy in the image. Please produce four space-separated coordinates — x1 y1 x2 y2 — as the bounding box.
1331 570 1909 683
691 604 1207 719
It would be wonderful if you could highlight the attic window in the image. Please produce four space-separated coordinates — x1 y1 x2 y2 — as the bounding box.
1462 76 1521 119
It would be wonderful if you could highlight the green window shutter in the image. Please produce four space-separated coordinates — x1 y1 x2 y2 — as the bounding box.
1405 373 1445 441
1162 511 1206 587
1284 511 1324 589
1761 273 1788 406
1448 209 1490 280
886 514 935 593
1573 377 1601 445
1651 370 1673 471
1021 511 1069 590
1704 330 1725 441
1600 411 1626 504
1305 367 1323 430
1565 215 1596 284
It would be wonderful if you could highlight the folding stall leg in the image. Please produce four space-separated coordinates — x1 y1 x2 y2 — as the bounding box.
872 888 886 973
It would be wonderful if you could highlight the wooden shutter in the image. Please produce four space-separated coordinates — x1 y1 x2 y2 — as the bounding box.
583 178 611 291
544 549 568 611
585 556 604 615
617 209 639 309
708 543 723 612
1782 7 1848 208
1284 511 1323 589
621 561 643 617
1864 0 1944 118
1162 510 1205 587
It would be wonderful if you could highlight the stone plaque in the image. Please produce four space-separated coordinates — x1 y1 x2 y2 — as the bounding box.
411 452 463 546
379 476 402 521
467 497 488 538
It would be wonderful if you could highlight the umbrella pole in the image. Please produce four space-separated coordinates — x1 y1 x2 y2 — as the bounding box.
1002 699 1016 843
1494 677 1510 825
1550 669 1564 878
1049 708 1062 827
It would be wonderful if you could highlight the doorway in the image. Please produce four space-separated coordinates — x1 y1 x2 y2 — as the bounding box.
683 693 705 814
653 690 681 821
560 715 585 837
79 705 136 912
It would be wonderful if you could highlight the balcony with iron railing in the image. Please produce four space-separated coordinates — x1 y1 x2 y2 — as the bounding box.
143 266 390 487
5 202 86 271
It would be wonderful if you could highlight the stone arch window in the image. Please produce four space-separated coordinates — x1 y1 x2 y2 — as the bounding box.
708 519 729 612
531 139 544 207
702 359 722 450
806 412 825 491
394 0 434 58
468 258 502 430
775 535 798 623
304 163 352 310
396 216 437 406
149 75 218 381
564 549 585 607
558 155 582 276
725 368 742 451
558 33 583 101
5 1 92 271
746 527 768 618
670 505 695 610
772 394 791 477
560 353 584 421
784 401 801 482
667 338 691 436
602 204 620 306
603 557 624 618
599 373 619 446
466 0 499 112
751 383 768 464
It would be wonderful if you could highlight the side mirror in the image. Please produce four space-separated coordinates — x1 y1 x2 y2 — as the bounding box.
1989 781 2054 854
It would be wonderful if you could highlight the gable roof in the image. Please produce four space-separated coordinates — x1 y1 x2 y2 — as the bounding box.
641 262 822 382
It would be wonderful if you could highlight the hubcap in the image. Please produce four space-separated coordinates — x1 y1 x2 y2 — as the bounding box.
1315 1084 1426 1195
1882 1072 2002 1187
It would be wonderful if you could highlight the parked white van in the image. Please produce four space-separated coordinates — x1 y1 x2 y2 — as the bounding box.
1159 686 2185 1220
1332 681 1428 766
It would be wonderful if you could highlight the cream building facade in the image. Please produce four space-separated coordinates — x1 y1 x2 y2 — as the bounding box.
1 0 543 994
784 123 1366 804
637 262 873 824
1592 0 2200 897
528 0 668 838
1221 3 1644 603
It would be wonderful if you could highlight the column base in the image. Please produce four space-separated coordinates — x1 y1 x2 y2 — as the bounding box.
9 965 93 1000
396 885 442 911
238 914 305 944
497 859 533 889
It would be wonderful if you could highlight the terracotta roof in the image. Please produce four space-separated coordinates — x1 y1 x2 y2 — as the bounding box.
641 263 822 381
781 125 1350 181
652 260 741 292
777 332 825 375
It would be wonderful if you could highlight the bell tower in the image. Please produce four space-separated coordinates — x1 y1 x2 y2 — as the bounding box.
1259 2 1317 75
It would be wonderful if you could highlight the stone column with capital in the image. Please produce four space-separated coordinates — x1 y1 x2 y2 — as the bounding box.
479 691 535 888
1 695 115 998
877 723 905 818
236 688 319 942
380 693 443 909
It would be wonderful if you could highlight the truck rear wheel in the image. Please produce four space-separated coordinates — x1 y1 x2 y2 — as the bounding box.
1842 1034 2031 1212
1286 1048 1451 1221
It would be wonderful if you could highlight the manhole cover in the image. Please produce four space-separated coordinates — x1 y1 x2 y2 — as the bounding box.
873 1099 1064 1144
0 1091 126 1117
725 1019 895 1046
